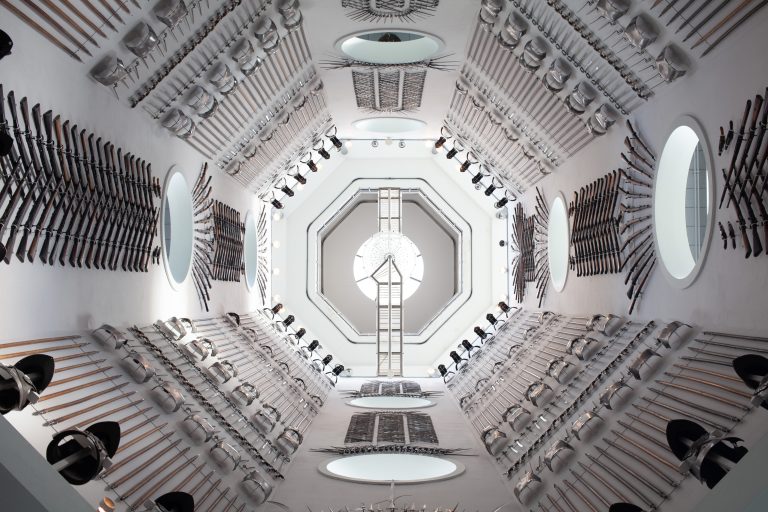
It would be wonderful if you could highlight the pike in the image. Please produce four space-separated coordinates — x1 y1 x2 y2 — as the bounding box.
53 351 99 363
663 371 751 398
64 124 93 266
42 390 136 425
38 0 99 48
577 461 631 503
0 334 80 349
59 0 107 38
655 380 749 410
135 455 203 505
38 375 119 401
584 453 655 509
34 382 129 415
0 1 82 61
562 480 598 512
70 402 148 430
648 388 741 423
117 423 168 453
119 450 194 500
120 416 163 438
604 436 679 486
18 0 92 56
56 358 106 373
628 259 655 315
568 469 610 507
102 431 174 477
697 0 768 54
615 421 671 452
634 400 730 434
0 342 88 360
109 439 184 488
596 444 671 497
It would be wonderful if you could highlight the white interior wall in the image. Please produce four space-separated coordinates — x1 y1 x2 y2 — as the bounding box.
524 8 768 336
0 23 265 343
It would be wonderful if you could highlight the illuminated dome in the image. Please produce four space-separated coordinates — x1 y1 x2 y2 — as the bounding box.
353 231 424 301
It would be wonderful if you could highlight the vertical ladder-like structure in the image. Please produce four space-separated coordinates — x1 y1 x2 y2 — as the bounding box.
376 189 403 377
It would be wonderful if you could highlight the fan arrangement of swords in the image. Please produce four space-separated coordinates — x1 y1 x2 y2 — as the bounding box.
340 0 440 22
191 163 215 311
619 120 658 315
532 187 550 307
210 200 244 282
718 87 768 259
255 206 270 304
0 85 160 270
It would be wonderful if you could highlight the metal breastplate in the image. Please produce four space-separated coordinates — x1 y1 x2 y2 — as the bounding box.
513 470 542 503
570 410 602 440
207 361 237 383
503 404 532 432
240 471 273 504
231 383 258 407
182 413 215 444
481 426 508 456
599 379 632 410
152 383 185 413
525 381 553 407
657 320 691 348
275 427 303 457
210 440 241 470
628 348 661 380
543 439 574 471
92 324 128 349
122 350 155 383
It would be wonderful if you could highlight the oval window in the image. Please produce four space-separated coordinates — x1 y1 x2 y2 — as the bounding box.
320 454 463 484
547 195 569 292
162 170 194 287
654 117 713 287
243 210 258 290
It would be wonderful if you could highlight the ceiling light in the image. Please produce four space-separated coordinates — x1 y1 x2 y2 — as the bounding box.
353 117 426 134
273 268 280 276
320 454 463 483
348 396 435 409
272 295 281 302
273 241 281 249
398 140 406 148
338 30 442 65
273 212 283 221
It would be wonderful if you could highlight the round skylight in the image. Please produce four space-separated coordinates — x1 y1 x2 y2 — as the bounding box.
348 396 435 409
353 117 426 134
353 232 424 301
338 30 442 64
320 454 463 484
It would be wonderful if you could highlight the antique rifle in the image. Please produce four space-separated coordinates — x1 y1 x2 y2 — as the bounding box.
720 98 752 208
722 169 756 258
42 112 75 264
727 94 764 208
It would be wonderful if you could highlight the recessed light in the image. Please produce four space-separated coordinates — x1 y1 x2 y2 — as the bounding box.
337 30 443 65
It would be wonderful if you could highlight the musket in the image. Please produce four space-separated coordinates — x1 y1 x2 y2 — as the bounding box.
621 234 652 275
121 155 142 271
34 382 129 415
626 120 655 160
727 221 736 249
623 137 654 170
3 99 49 262
102 144 125 269
109 439 184 488
42 112 75 265
0 1 82 61
722 168 759 257
41 389 136 425
720 99 753 208
65 124 94 266
727 94 764 208
101 431 173 476
90 140 114 268
0 86 24 214
56 119 87 266
81 135 106 267
627 251 655 298
628 259 655 315
0 93 31 240
110 150 134 270
0 341 88 360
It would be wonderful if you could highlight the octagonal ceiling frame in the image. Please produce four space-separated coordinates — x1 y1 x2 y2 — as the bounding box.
307 177 472 345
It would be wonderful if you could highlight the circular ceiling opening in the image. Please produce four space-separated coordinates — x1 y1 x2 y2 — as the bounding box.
353 118 426 134
243 210 258 291
348 396 435 409
320 454 463 484
654 117 712 287
162 170 193 288
548 195 569 292
353 231 424 301
338 30 442 64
